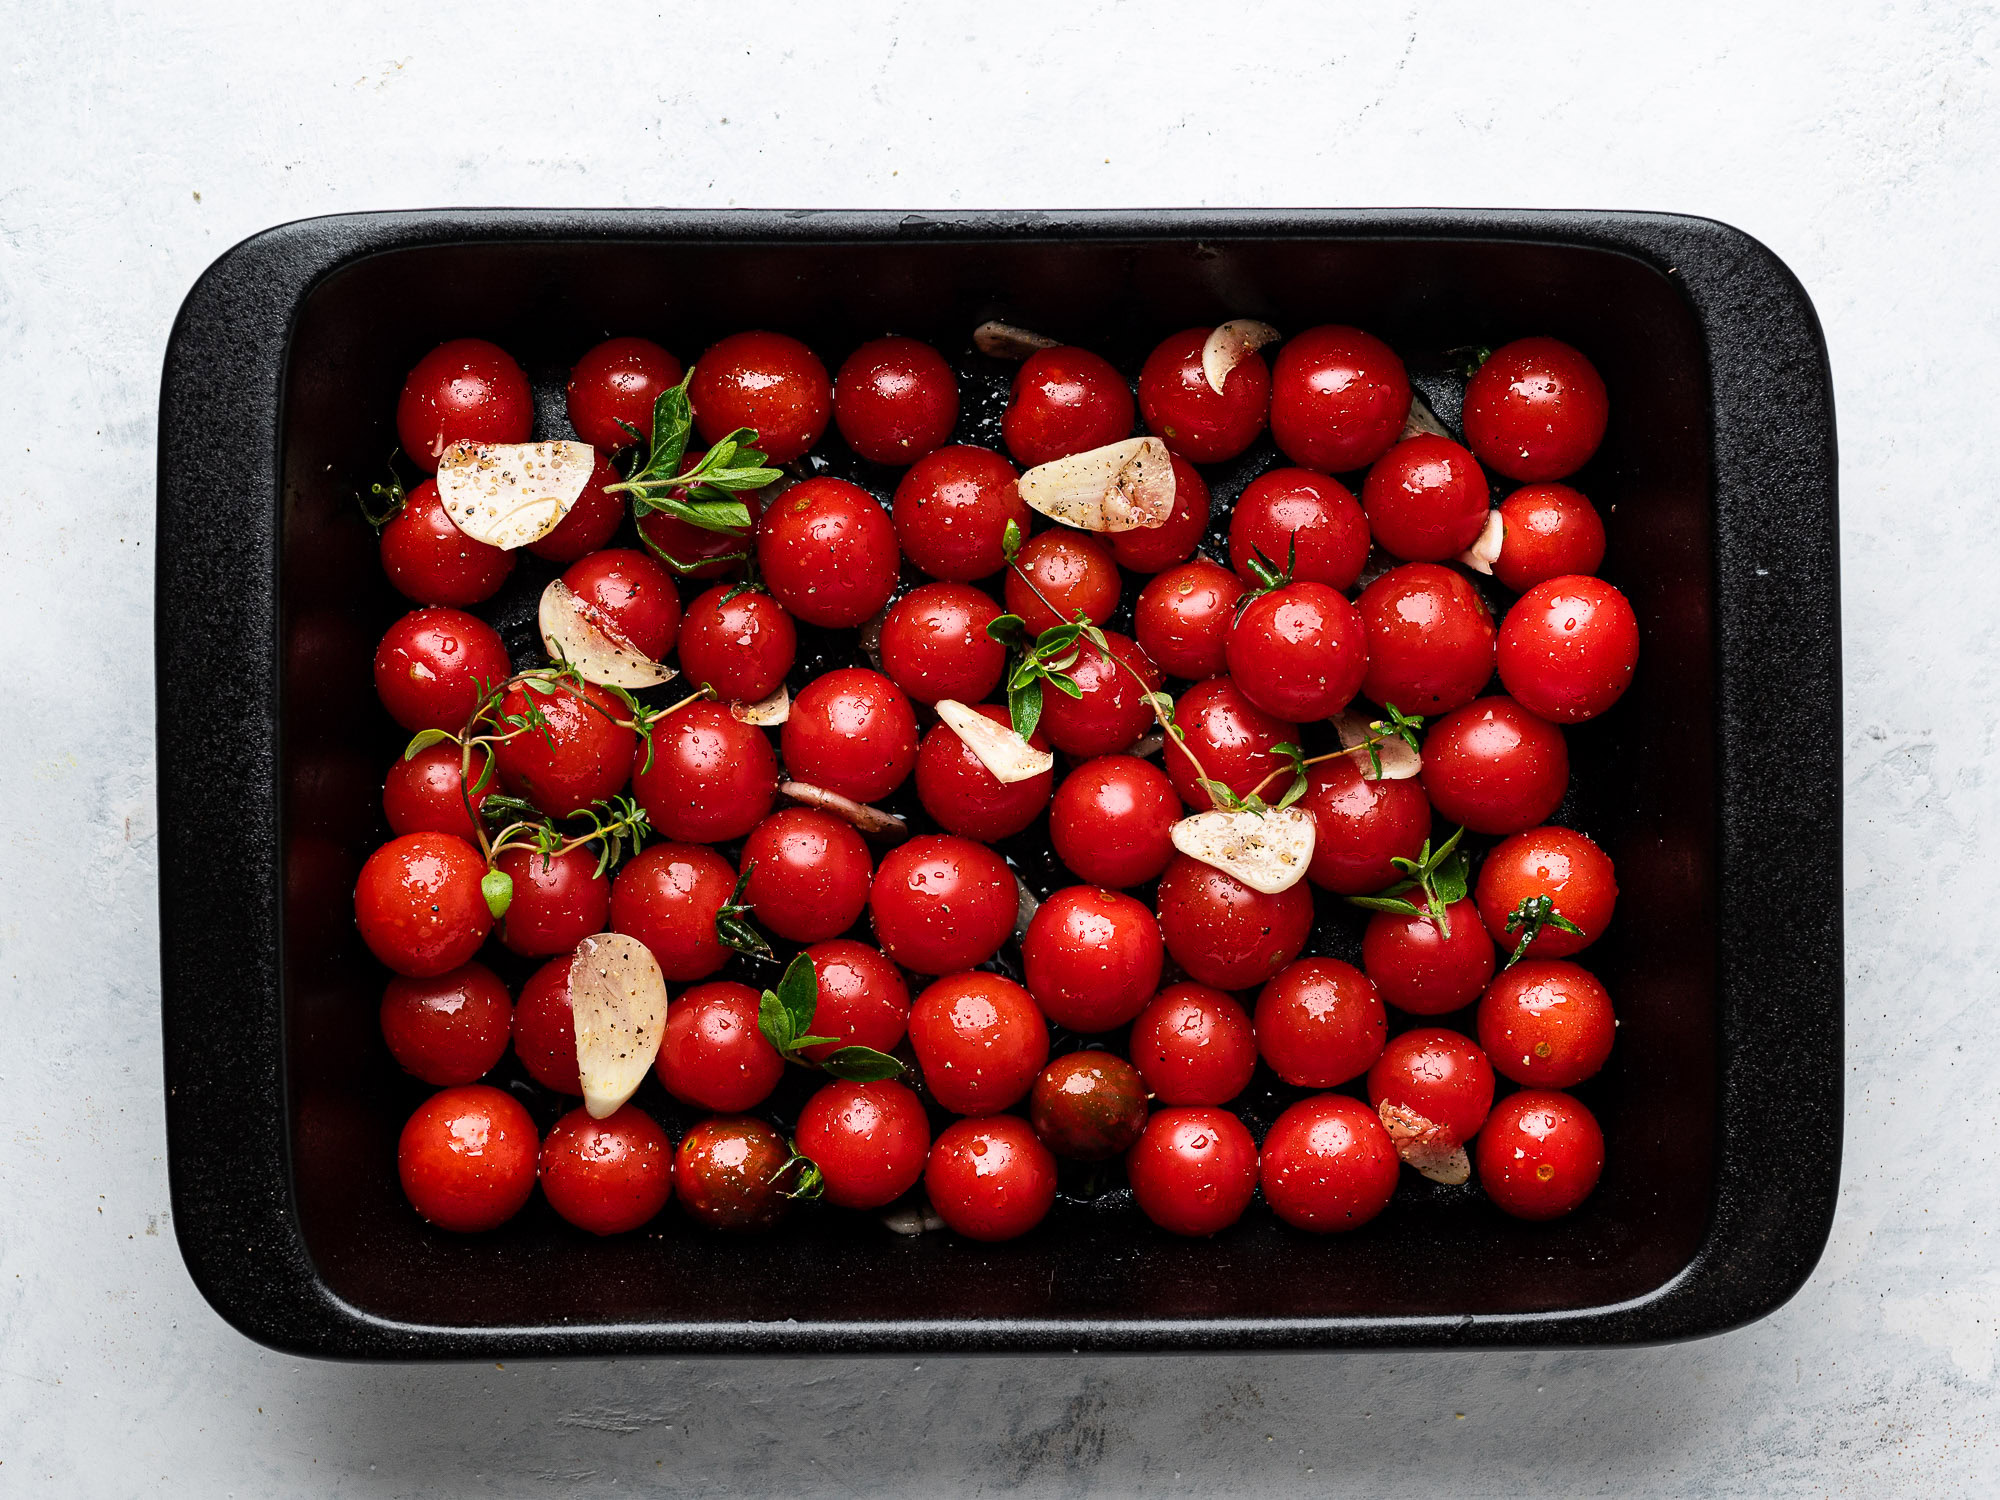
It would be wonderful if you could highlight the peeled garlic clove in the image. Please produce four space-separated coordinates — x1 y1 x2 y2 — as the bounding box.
730 685 790 726
973 320 1059 360
1018 437 1175 533
436 439 595 550
1378 1100 1472 1186
538 579 677 689
1169 806 1316 894
1333 709 1422 781
1400 391 1453 441
1201 320 1281 395
568 933 669 1120
779 781 909 838
935 700 1054 785
1458 509 1504 576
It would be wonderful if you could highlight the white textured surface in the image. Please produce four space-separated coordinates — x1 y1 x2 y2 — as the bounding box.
3 0 1995 1492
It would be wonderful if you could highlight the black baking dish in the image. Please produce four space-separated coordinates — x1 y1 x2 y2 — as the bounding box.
156 209 1841 1358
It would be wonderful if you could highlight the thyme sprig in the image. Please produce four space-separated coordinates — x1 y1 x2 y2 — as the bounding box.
603 374 783 538
714 864 775 964
1345 827 1471 936
1500 895 1585 969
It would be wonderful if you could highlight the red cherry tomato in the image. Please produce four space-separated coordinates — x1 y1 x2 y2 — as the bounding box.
834 336 959 465
674 1116 793 1232
1462 337 1608 482
1002 346 1135 466
1226 581 1369 722
1109 455 1210 573
1134 558 1245 680
1496 575 1640 723
1127 982 1256 1105
1360 899 1495 1016
891 445 1028 582
795 1079 931 1209
925 1115 1059 1242
674 583 796 704
1004 529 1121 635
1138 326 1269 463
1419 696 1569 835
1360 435 1491 562
566 336 684 452
782 667 919 804
868 835 1018 974
1269 326 1410 473
529 453 628 564
1155 853 1314 991
1367 1028 1495 1146
512 955 581 1093
908 971 1049 1114
756 476 900 628
373 606 511 733
1029 1051 1149 1159
799 940 911 1063
1229 468 1371 591
395 339 532 471
1355 563 1496 715
383 742 491 846
636 487 763 580
1475 826 1617 960
492 843 610 957
380 478 515 606
354 832 492 977
611 842 739 981
630 699 779 842
689 330 830 463
656 980 785 1112
1163 676 1299 809
1475 1089 1604 1219
1038 630 1162 758
1493 483 1606 593
558 548 682 659
1049 755 1181 888
879 582 1006 705
1477 959 1616 1088
1258 1094 1400 1233
539 1103 674 1236
492 678 635 817
398 1085 539 1232
380 961 512 1085
1126 1107 1258 1237
914 706 1053 841
1254 957 1387 1088
1296 754 1431 896
739 807 874 943
1022 885 1164 1032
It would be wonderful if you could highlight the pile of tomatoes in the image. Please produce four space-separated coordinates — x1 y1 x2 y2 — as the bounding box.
360 316 1637 1245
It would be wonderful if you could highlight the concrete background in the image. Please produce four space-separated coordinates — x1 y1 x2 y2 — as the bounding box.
3 0 1995 1492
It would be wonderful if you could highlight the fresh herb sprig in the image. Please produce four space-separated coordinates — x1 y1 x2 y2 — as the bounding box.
604 375 783 539
755 953 905 1082
714 863 775 964
1500 895 1585 969
1345 827 1471 936
988 611 1085 742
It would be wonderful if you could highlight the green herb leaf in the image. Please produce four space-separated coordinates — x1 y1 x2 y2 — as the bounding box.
757 990 796 1057
818 1046 906 1082
778 1149 824 1202
1009 674 1045 742
1001 518 1024 562
479 868 514 920
774 951 819 1039
716 864 775 964
986 613 1027 644
402 727 457 760
1501 894 1585 968
605 378 779 528
1270 741 1310 811
1345 894 1425 918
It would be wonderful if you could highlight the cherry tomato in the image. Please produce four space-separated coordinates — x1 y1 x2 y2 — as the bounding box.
674 583 796 704
380 478 515 606
689 330 831 463
868 835 1018 974
1269 326 1410 474
1475 825 1617 960
1163 676 1299 809
383 742 491 846
674 1116 793 1232
1419 695 1569 835
1254 957 1387 1088
925 1115 1058 1242
756 476 900 628
1155 853 1314 991
795 1079 931 1209
1360 899 1495 1016
1355 563 1496 715
395 338 532 471
1296 754 1432 896
492 678 635 817
373 607 511 733
1126 1107 1258 1237
1361 435 1491 562
782 667 919 804
1226 581 1368 722
1477 959 1616 1087
512 955 581 1093
1038 630 1162 758
1048 755 1181 888
1135 558 1245 680
566 335 684 452
492 843 610 957
915 705 1054 841
1004 529 1121 635
1029 1051 1149 1160
1462 337 1608 482
1137 326 1269 463
630 699 779 842
611 842 739 981
1493 483 1606 593
1002 346 1135 466
1127 982 1256 1105
891 445 1028 582
539 1103 674 1235
529 453 628 564
1475 1089 1604 1220
636 487 763 580
1110 455 1210 573
558 548 682 659
1496 575 1640 724
1367 1028 1495 1147
879 582 1006 705
799 939 911 1063
380 961 512 1085
1022 885 1164 1032
398 1085 539 1232
1259 1094 1400 1233
908 971 1049 1114
656 980 785 1112
354 832 492 977
834 336 959 465
739 807 874 943
1229 468 1371 591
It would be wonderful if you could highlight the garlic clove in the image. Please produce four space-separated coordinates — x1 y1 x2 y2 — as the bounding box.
1017 437 1176 533
436 440 595 550
1378 1100 1472 1186
538 579 677 689
934 700 1054 785
973 321 1059 360
778 781 909 839
1333 709 1422 781
730 685 790 726
1399 391 1453 442
1169 806 1316 894
1200 320 1281 395
568 933 669 1120
1457 508 1504 576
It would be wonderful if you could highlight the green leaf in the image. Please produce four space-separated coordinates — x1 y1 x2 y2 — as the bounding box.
778 1150 824 1202
791 1034 841 1051
1009 674 1045 742
757 990 796 1056
1345 894 1425 918
1431 849 1471 907
716 863 775 964
633 493 754 533
479 868 514 920
986 613 1027 644
646 378 694 481
1001 518 1023 562
775 951 819 1039
1044 670 1084 699
402 727 456 760
818 1046 906 1082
